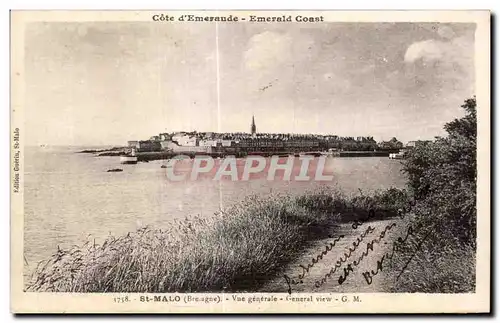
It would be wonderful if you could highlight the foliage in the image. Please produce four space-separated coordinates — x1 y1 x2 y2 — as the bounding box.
402 96 477 246
378 137 404 150
390 97 477 293
389 237 476 293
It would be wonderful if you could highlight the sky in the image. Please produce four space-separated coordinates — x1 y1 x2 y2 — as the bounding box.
24 21 476 146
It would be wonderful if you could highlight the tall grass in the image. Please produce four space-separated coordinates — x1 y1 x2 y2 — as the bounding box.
26 187 404 292
387 219 476 293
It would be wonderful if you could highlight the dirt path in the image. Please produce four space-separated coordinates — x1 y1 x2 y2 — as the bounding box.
260 218 405 293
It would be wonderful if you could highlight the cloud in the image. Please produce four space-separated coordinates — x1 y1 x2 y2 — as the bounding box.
243 31 293 72
241 30 321 96
404 39 448 63
396 33 475 122
403 35 474 76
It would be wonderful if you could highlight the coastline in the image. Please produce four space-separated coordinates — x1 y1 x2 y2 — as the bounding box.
79 149 396 161
25 188 407 293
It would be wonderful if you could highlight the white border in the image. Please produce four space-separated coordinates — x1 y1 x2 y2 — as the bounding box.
3 0 497 321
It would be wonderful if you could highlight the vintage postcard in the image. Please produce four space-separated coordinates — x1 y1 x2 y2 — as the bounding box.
10 10 490 313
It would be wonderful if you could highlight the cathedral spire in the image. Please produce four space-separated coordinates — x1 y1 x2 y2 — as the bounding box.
251 115 257 137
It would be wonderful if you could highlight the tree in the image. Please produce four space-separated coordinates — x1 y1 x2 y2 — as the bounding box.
378 137 404 150
403 96 477 245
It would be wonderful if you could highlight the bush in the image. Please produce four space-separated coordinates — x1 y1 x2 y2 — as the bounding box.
392 97 477 293
297 186 409 223
402 97 477 246
389 239 476 293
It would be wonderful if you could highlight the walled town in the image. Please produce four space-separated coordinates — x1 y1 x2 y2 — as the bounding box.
126 116 413 157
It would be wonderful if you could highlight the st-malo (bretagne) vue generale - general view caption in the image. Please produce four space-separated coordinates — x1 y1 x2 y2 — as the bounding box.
10 10 490 314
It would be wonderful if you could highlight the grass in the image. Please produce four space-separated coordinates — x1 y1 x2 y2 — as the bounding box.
385 201 476 293
27 185 474 293
387 222 476 293
26 187 404 293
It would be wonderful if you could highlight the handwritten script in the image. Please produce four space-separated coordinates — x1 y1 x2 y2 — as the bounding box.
359 198 435 286
335 222 396 286
283 234 344 294
280 196 433 293
314 224 378 288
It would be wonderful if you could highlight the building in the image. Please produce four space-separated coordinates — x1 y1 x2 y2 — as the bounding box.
127 140 139 149
251 115 257 138
137 140 162 152
159 133 172 141
199 139 217 147
406 140 432 149
163 141 212 154
171 133 197 146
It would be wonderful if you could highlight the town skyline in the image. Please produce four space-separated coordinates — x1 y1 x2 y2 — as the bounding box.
24 21 475 146
142 114 401 143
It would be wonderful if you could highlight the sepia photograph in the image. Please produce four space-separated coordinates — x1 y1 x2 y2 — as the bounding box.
10 10 490 313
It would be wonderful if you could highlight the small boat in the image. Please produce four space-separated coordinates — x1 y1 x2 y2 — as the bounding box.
107 168 123 172
120 148 138 164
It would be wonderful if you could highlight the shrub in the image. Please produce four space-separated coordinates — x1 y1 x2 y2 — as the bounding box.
402 97 477 246
389 236 476 293
392 97 477 293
